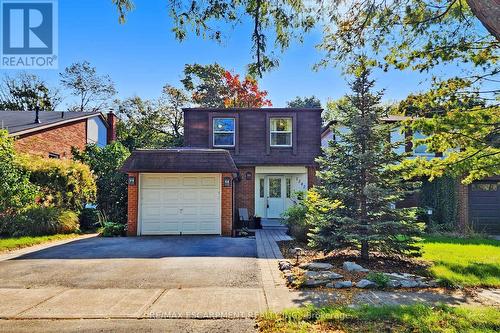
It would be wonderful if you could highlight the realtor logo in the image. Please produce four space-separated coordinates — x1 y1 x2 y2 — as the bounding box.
1 0 58 68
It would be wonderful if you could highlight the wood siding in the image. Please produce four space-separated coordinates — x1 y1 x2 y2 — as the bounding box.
184 109 322 166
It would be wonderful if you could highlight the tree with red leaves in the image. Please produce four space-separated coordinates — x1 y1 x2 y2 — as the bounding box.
223 71 272 108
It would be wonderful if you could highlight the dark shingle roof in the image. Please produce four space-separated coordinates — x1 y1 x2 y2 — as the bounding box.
121 149 238 173
0 110 105 135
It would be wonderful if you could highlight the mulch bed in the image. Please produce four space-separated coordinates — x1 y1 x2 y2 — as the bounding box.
278 240 431 279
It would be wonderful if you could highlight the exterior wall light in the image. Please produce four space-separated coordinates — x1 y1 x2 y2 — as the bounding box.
223 177 232 187
245 171 252 180
128 175 136 186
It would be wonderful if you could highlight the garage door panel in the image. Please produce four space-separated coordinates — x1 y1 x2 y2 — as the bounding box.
139 173 221 235
469 181 500 234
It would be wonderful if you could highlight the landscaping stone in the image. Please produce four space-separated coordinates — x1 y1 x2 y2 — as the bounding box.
387 280 402 288
304 279 329 287
327 272 343 280
343 261 369 272
400 280 419 288
304 270 344 281
327 281 353 289
300 262 334 271
356 279 376 289
278 260 292 271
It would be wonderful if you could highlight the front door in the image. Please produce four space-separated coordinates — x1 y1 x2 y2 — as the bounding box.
267 176 285 218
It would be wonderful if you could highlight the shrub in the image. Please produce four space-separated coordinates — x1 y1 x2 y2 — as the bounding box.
0 206 80 237
366 272 390 288
72 142 130 224
18 155 96 212
282 191 309 242
0 130 38 214
99 222 125 237
79 207 99 230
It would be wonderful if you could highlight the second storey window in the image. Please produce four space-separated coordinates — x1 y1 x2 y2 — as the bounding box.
270 118 292 147
213 118 235 147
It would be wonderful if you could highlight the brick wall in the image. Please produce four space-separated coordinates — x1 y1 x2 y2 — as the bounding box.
127 172 139 236
235 167 255 218
14 120 87 159
307 166 318 188
457 182 469 232
221 173 234 236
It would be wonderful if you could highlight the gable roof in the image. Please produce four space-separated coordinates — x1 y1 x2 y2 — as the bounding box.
121 148 239 173
0 110 107 136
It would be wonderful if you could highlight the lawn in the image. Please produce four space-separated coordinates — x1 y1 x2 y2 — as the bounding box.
0 234 80 253
258 304 500 333
419 236 500 288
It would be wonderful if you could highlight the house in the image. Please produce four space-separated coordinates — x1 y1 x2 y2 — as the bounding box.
122 107 322 236
322 117 500 235
0 110 116 159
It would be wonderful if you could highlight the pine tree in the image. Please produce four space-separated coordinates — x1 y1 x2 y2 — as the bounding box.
309 61 424 260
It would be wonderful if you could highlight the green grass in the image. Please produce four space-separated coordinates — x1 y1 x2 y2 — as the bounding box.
0 234 80 253
258 304 500 333
419 235 500 288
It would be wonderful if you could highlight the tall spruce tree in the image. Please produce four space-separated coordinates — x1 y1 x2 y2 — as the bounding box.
309 61 424 260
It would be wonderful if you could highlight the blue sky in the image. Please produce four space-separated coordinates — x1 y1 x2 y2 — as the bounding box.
3 0 446 108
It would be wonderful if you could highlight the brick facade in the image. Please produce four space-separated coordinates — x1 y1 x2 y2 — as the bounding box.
234 167 256 218
14 120 87 159
126 172 234 237
221 173 234 236
127 172 139 236
307 166 318 188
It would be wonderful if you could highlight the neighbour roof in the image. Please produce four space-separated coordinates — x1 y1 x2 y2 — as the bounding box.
121 148 239 173
0 110 106 136
183 107 323 112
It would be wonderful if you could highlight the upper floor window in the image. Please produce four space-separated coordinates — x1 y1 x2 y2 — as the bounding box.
270 118 292 147
213 118 235 147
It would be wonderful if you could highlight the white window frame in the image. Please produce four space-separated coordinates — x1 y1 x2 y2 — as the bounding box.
213 118 235 147
270 118 292 147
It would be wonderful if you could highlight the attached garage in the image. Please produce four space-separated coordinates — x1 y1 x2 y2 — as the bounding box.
122 149 238 236
469 179 500 235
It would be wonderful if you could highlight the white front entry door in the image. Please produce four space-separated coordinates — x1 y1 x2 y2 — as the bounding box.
266 176 285 218
139 173 221 235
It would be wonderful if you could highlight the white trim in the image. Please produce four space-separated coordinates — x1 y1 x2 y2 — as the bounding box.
255 166 307 174
270 118 292 147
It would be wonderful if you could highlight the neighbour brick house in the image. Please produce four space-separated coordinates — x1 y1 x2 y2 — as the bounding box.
123 108 322 236
0 110 116 159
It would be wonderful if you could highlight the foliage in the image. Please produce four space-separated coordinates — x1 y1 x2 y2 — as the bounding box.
419 177 458 231
310 61 424 260
59 61 117 112
282 192 309 242
0 207 79 237
98 211 125 237
181 63 272 107
0 73 60 111
223 71 272 107
18 155 96 211
366 272 390 288
420 235 500 287
79 207 100 231
0 130 38 215
72 142 130 224
287 96 321 108
116 90 187 150
181 63 228 107
258 304 500 333
0 234 80 253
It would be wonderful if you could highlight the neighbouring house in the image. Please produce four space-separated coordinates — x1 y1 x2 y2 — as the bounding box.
0 110 117 159
122 107 322 236
322 117 500 235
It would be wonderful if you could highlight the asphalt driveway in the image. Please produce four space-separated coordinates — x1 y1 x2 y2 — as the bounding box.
0 236 260 289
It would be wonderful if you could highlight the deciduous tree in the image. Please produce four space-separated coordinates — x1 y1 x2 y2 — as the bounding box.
0 73 60 111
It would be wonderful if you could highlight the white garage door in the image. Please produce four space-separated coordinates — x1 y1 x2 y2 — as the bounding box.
139 173 221 235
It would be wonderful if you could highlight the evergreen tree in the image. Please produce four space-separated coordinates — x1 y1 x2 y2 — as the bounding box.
309 61 424 260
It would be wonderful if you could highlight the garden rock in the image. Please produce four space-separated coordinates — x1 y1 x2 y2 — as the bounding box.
400 279 419 288
278 260 292 271
304 279 329 287
300 262 333 271
387 280 402 288
305 270 344 280
343 261 369 272
327 272 343 280
356 279 376 289
327 281 353 288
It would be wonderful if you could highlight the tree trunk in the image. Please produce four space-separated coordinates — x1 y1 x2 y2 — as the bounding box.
466 0 500 41
361 240 369 260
